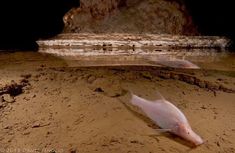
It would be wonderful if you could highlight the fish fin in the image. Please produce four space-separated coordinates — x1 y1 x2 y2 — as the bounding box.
128 90 134 96
154 91 166 102
155 128 172 133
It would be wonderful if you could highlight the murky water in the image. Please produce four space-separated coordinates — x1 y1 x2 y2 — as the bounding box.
38 48 235 71
0 49 234 71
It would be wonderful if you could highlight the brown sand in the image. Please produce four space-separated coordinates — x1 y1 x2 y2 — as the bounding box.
0 52 235 153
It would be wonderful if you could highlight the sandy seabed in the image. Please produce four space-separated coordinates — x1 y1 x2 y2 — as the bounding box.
0 52 235 153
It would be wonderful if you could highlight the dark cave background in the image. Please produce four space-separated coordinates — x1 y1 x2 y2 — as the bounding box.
0 0 234 51
183 0 235 48
0 0 80 51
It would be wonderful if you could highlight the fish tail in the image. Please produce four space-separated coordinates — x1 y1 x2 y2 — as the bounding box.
130 93 138 106
127 90 136 105
130 93 148 108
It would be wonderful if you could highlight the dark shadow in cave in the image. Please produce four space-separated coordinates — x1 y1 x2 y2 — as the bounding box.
183 0 235 49
0 0 80 51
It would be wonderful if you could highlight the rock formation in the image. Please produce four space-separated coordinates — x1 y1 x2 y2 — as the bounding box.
63 0 197 35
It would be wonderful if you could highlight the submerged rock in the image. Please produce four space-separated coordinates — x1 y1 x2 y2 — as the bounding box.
2 94 15 103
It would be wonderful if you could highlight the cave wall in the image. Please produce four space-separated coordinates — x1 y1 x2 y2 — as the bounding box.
63 0 197 35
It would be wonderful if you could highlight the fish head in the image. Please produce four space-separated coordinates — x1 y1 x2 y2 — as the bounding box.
176 123 204 146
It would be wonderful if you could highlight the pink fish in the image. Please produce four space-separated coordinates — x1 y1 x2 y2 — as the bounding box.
145 56 200 69
156 59 200 69
130 92 203 146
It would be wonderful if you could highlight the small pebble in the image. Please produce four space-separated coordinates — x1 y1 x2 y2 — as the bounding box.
2 94 15 103
32 122 41 128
